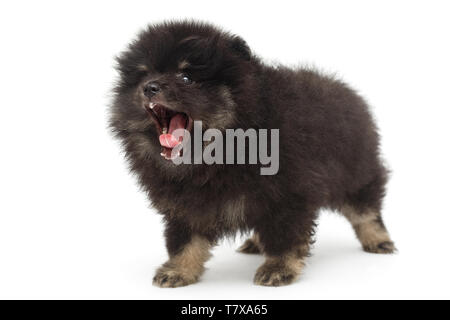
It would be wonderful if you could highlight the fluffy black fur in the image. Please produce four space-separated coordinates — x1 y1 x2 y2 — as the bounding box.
110 21 395 287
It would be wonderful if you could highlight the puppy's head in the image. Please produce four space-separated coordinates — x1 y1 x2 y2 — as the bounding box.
111 21 253 161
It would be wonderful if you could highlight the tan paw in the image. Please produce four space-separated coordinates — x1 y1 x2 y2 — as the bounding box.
363 241 397 254
153 266 199 288
237 238 261 254
254 263 299 287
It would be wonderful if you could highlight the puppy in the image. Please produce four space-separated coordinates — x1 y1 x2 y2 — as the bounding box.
110 21 395 287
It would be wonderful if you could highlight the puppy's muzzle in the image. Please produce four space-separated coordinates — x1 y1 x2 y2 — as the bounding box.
143 81 161 98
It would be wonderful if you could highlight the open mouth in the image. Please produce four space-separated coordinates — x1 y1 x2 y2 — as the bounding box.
144 102 193 160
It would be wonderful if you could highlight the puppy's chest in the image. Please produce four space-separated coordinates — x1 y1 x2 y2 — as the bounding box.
219 195 247 230
152 184 248 229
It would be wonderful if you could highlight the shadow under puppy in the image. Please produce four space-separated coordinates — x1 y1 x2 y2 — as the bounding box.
110 21 395 287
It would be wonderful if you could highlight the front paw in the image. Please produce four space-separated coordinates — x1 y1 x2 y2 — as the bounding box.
153 265 199 288
254 262 300 287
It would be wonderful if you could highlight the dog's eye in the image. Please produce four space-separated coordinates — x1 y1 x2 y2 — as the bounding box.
179 73 192 84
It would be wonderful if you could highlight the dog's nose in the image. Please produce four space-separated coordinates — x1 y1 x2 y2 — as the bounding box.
143 81 161 97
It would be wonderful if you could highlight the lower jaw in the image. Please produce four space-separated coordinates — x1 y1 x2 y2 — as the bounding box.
160 146 179 160
144 105 193 161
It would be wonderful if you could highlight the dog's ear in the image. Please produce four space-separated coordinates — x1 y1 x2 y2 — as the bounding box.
230 36 251 61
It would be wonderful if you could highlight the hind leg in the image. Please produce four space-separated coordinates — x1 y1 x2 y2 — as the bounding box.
343 168 396 253
342 206 396 253
237 233 262 254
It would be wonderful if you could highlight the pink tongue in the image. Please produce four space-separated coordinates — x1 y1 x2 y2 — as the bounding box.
159 114 187 148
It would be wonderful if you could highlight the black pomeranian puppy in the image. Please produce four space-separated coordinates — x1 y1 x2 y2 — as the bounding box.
110 21 395 287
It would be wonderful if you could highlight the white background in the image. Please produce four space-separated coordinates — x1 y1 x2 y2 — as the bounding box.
0 0 449 299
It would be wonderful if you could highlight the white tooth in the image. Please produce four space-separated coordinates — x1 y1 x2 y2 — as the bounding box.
162 128 168 134
150 102 155 109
